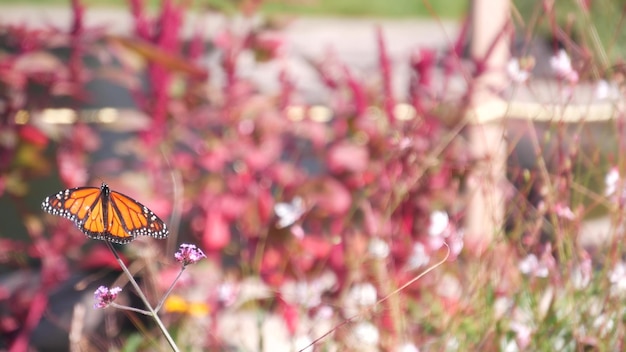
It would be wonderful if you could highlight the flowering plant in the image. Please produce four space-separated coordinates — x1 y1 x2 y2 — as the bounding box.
2 0 626 351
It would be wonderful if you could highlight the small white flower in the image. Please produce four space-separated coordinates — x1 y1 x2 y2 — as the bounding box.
518 254 549 278
368 238 390 259
550 49 578 83
609 262 626 295
595 79 610 100
294 335 314 352
507 59 529 83
274 196 305 228
571 266 590 290
510 321 532 349
344 282 377 316
493 297 511 320
502 339 519 352
593 313 615 337
406 242 429 270
428 211 449 237
217 281 238 306
550 50 572 73
445 337 459 351
593 79 620 100
352 322 379 346
348 283 377 307
281 272 337 308
605 167 620 197
314 305 334 320
447 229 464 257
396 342 419 352
290 281 321 308
554 203 575 220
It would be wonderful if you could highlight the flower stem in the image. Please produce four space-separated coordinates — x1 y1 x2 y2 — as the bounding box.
110 302 151 316
106 242 180 352
155 266 186 313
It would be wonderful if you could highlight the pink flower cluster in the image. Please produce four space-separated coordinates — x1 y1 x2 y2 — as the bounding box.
175 243 207 266
93 286 122 309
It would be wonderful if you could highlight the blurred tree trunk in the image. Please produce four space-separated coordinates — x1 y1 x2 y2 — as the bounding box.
465 0 510 254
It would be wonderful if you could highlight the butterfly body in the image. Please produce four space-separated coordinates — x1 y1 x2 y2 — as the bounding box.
42 183 169 244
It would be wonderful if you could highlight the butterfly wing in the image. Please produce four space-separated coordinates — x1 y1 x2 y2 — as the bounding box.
109 190 169 240
42 186 102 230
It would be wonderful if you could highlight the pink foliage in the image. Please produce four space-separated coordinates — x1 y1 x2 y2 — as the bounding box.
327 142 370 174
201 207 231 252
1 0 477 348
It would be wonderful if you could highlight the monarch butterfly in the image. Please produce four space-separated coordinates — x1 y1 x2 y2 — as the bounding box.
41 182 169 244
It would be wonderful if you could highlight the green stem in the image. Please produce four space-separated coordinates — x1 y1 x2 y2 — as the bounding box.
106 242 180 352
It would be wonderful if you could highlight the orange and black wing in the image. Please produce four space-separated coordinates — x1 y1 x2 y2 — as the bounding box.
108 189 168 241
42 185 102 232
42 183 169 244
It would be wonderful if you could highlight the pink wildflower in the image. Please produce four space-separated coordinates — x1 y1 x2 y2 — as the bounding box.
175 243 206 266
93 286 122 309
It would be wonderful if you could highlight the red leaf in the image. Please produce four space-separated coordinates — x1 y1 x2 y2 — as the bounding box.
279 300 299 336
327 142 369 174
244 138 282 171
199 144 229 172
57 149 87 188
260 247 287 286
9 291 47 352
300 235 332 259
202 208 230 251
219 194 248 221
312 177 352 215
18 125 48 149
257 187 274 224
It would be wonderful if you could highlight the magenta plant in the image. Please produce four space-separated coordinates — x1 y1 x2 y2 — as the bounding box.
1 0 470 350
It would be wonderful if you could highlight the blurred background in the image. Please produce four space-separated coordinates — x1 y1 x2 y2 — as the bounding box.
2 0 626 351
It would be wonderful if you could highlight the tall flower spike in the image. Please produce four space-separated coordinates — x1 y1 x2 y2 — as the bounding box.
175 243 206 266
93 286 122 309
